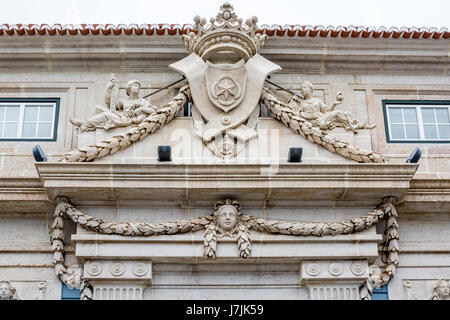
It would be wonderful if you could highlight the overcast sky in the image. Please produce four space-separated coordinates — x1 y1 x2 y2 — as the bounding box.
0 0 448 28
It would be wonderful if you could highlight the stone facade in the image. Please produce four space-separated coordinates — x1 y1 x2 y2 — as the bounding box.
0 4 449 300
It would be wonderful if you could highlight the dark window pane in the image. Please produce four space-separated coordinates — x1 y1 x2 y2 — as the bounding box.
4 123 18 137
435 108 450 124
37 123 52 137
405 124 420 139
390 124 405 139
388 108 403 123
0 106 5 121
22 123 37 137
24 106 38 122
421 108 436 123
424 124 438 139
403 108 418 123
5 106 20 121
39 106 54 121
438 125 450 139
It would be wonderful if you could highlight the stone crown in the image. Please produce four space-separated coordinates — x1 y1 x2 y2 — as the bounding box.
182 3 266 61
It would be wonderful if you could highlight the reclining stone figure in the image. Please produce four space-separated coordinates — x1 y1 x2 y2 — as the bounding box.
70 75 157 132
288 81 375 133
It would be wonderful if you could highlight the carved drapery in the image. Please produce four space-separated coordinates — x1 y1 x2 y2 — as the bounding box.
51 196 399 299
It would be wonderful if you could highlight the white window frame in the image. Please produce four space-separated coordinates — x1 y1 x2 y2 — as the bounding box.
0 100 58 141
385 102 450 142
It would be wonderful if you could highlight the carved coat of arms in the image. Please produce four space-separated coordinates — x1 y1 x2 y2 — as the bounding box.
169 3 281 157
206 60 247 113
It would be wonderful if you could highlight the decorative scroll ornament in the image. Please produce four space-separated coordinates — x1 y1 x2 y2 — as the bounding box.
261 87 385 163
170 3 281 158
51 196 399 299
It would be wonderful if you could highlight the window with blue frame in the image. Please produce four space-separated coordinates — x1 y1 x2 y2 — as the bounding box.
0 98 60 141
61 283 81 300
382 100 450 143
371 284 389 300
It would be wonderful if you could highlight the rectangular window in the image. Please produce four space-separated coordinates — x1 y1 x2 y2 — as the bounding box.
371 285 389 300
383 100 450 143
0 98 59 141
61 283 81 300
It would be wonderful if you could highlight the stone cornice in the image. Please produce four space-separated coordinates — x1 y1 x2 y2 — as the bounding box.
0 35 447 74
397 179 450 213
0 177 52 212
35 163 418 205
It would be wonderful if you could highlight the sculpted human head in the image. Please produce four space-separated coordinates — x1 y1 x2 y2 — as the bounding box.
0 281 14 300
214 199 240 232
126 80 141 97
436 279 450 298
300 81 314 98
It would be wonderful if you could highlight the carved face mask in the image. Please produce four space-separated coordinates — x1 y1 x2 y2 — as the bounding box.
216 204 238 231
0 283 12 299
438 281 450 297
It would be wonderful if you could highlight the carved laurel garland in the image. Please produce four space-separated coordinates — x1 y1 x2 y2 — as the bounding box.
261 87 386 164
59 85 191 162
51 196 398 299
51 198 93 300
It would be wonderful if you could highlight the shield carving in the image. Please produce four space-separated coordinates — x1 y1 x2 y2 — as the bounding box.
206 60 247 113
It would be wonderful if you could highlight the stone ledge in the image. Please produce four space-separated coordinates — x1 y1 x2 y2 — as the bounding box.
397 179 450 213
35 163 418 205
72 231 382 264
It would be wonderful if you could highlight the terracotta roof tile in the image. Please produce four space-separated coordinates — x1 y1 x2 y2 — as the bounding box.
0 24 447 40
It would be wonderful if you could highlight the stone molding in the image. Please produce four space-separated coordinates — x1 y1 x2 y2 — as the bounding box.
305 282 363 300
300 260 369 300
90 282 147 300
300 260 369 282
83 260 152 284
35 163 418 203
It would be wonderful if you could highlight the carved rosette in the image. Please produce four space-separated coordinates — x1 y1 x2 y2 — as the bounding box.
350 261 367 276
132 263 148 277
110 263 126 277
328 263 344 276
306 263 321 276
87 262 103 276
